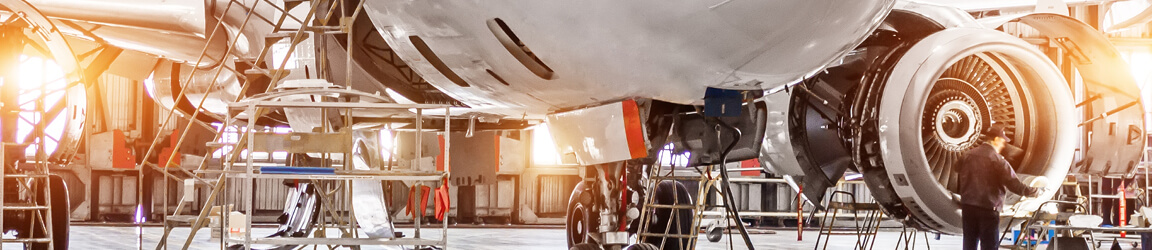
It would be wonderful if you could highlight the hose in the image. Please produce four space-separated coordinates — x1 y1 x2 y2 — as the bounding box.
712 117 755 250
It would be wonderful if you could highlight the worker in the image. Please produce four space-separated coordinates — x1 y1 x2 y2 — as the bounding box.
957 125 1041 250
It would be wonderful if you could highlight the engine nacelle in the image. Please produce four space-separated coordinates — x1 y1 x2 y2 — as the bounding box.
763 6 1144 234
867 27 1075 233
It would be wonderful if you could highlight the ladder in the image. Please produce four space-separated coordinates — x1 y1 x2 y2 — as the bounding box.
892 225 935 250
813 190 885 250
0 149 55 248
635 163 761 250
636 165 716 250
1 70 56 248
1010 200 1090 250
147 0 360 249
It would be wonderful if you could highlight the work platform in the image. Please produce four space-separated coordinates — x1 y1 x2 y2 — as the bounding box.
152 87 456 249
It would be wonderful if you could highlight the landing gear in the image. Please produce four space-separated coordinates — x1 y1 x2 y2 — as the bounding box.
564 175 696 250
559 100 767 250
566 181 598 248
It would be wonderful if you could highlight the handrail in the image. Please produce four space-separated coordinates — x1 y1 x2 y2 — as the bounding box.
1010 200 1089 250
241 88 406 104
152 0 340 249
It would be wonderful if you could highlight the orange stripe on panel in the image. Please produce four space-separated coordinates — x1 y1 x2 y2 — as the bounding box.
494 133 501 172
740 159 760 176
437 135 445 172
621 100 648 159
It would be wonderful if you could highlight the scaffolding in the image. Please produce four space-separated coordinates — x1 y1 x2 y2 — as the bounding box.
136 0 458 248
207 88 452 249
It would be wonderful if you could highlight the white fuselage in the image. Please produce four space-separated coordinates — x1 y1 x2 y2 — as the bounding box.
7 0 894 118
361 0 894 116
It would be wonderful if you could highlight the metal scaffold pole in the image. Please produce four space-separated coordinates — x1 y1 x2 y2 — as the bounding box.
143 1 455 249
0 1 94 247
148 0 338 248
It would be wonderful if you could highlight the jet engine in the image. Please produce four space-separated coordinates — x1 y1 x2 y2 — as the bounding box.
762 6 1144 234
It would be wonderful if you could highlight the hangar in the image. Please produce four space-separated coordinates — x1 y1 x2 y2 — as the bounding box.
0 0 1151 249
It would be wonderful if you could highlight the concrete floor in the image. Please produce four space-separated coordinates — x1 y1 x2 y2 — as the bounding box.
0 224 1143 249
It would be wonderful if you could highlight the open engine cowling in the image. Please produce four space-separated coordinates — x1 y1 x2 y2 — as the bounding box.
763 7 1144 234
864 27 1075 233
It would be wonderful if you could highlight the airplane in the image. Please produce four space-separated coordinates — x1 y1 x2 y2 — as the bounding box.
0 0 1146 249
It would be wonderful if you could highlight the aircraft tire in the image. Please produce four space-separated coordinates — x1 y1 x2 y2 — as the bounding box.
567 181 598 248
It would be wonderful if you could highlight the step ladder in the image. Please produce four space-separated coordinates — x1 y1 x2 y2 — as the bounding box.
1 78 57 249
636 162 758 249
0 154 57 248
813 190 885 250
146 0 360 249
1010 200 1091 250
635 164 717 249
892 225 935 250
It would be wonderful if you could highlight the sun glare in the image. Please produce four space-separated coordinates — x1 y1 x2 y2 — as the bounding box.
1120 52 1152 133
379 129 394 160
8 55 67 157
531 124 561 165
1125 53 1152 87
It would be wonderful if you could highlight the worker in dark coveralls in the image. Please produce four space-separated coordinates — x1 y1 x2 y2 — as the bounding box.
957 126 1040 250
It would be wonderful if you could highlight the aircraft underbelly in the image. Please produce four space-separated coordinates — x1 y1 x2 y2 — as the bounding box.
362 0 893 113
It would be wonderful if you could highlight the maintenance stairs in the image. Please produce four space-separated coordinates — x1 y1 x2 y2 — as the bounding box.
812 190 885 250
1 73 59 248
635 159 761 249
143 0 374 249
635 166 715 249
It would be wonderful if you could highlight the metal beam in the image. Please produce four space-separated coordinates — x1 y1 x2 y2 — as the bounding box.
81 46 124 81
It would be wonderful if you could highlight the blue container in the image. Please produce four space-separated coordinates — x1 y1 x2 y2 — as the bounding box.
260 166 336 175
1011 229 1056 245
